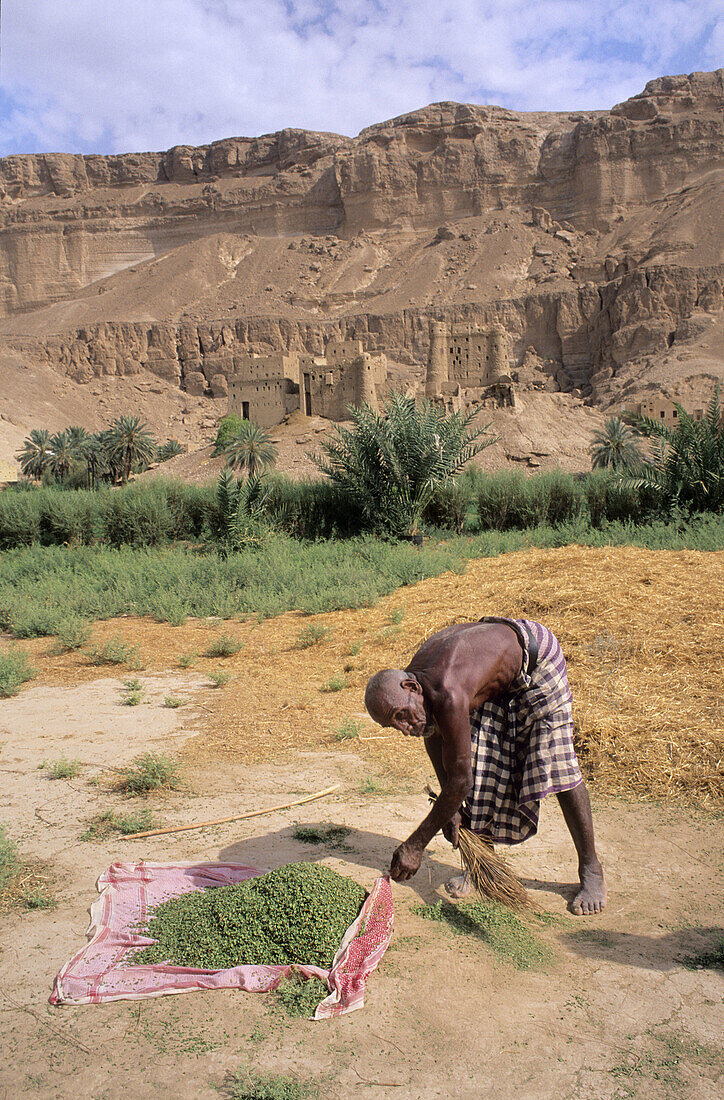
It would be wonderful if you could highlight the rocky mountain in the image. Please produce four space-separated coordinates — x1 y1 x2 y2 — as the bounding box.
0 68 722 473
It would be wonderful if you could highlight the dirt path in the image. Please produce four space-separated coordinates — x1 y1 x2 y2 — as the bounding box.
0 676 722 1099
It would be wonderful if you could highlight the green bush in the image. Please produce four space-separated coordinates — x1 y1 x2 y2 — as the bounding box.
0 649 35 697
41 756 81 779
53 617 92 651
477 470 548 529
424 479 473 533
88 635 140 667
205 633 244 657
117 753 182 794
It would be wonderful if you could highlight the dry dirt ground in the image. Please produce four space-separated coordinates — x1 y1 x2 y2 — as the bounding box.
1 549 722 1099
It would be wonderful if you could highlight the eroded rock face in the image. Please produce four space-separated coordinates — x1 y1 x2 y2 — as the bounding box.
0 69 722 420
0 71 721 316
27 262 722 401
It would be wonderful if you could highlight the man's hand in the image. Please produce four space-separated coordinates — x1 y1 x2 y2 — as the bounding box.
441 811 462 849
389 840 423 882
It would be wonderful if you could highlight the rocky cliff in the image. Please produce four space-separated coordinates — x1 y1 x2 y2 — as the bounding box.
0 68 722 442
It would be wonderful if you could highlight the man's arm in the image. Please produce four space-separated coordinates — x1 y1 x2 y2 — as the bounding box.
390 699 472 881
424 732 461 848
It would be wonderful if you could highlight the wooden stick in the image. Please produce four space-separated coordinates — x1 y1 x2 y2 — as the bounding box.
119 785 341 840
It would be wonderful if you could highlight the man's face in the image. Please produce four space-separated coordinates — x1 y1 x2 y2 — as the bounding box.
389 684 429 738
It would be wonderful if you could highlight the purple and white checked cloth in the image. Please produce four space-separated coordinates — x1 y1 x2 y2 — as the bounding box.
461 618 583 844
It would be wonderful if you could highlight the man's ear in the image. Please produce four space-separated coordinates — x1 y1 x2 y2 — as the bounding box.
401 677 421 695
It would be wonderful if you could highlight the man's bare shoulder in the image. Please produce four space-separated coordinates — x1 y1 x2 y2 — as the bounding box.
406 621 518 683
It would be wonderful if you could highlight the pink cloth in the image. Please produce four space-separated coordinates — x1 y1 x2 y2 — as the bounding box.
50 861 394 1019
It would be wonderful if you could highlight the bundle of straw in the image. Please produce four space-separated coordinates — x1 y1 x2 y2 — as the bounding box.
426 786 533 910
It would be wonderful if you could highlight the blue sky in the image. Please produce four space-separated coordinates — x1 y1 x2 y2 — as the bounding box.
0 1 721 155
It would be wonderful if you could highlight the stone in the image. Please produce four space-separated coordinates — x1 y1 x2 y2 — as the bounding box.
210 374 228 398
184 371 207 396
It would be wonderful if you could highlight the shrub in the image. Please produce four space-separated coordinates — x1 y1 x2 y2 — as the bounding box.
205 632 244 658
81 809 155 840
88 635 140 667
0 649 35 697
295 623 331 648
424 479 473 533
120 678 144 705
52 617 92 652
209 671 231 687
333 718 361 741
477 470 547 530
41 756 82 780
212 414 246 456
321 674 348 693
163 695 185 708
116 753 182 794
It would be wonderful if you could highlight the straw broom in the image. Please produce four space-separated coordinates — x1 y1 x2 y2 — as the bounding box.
426 786 533 910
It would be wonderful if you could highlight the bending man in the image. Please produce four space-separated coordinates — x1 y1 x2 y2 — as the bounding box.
364 616 606 915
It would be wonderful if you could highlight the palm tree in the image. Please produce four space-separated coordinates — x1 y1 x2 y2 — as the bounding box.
626 385 723 512
84 433 109 490
105 416 157 484
222 421 278 480
48 430 76 482
313 392 495 537
589 418 642 472
16 428 52 481
157 439 186 463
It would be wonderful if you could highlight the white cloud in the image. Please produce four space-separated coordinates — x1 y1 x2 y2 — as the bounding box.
0 0 721 154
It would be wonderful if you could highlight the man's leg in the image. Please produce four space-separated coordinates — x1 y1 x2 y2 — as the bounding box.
556 782 607 915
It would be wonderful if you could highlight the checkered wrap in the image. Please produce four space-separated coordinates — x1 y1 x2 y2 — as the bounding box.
461 618 583 844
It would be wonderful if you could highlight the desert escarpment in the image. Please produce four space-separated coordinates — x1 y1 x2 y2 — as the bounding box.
0 68 722 471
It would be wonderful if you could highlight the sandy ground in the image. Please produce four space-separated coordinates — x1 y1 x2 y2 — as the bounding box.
0 673 722 1100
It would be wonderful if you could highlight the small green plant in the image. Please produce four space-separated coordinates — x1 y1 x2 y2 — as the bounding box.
120 678 144 706
333 718 361 741
0 649 35 698
295 623 331 649
41 756 82 780
52 617 92 652
389 607 405 624
80 809 155 841
88 634 140 668
116 752 182 794
348 641 362 656
178 651 197 668
0 824 19 888
205 633 244 658
293 824 352 850
224 1068 317 1100
358 774 385 795
20 887 57 910
321 674 347 693
272 974 328 1018
163 695 185 708
209 671 231 687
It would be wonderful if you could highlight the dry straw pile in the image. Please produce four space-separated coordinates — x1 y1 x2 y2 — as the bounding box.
199 544 723 807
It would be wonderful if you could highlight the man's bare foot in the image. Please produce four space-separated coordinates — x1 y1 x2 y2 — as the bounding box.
571 861 607 915
444 871 475 899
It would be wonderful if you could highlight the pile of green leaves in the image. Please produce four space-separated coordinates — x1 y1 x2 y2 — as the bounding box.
132 862 365 970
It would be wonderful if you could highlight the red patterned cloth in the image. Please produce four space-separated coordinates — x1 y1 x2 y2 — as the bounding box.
50 861 393 1019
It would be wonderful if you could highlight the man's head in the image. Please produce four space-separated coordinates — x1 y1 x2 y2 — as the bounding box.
364 669 430 737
